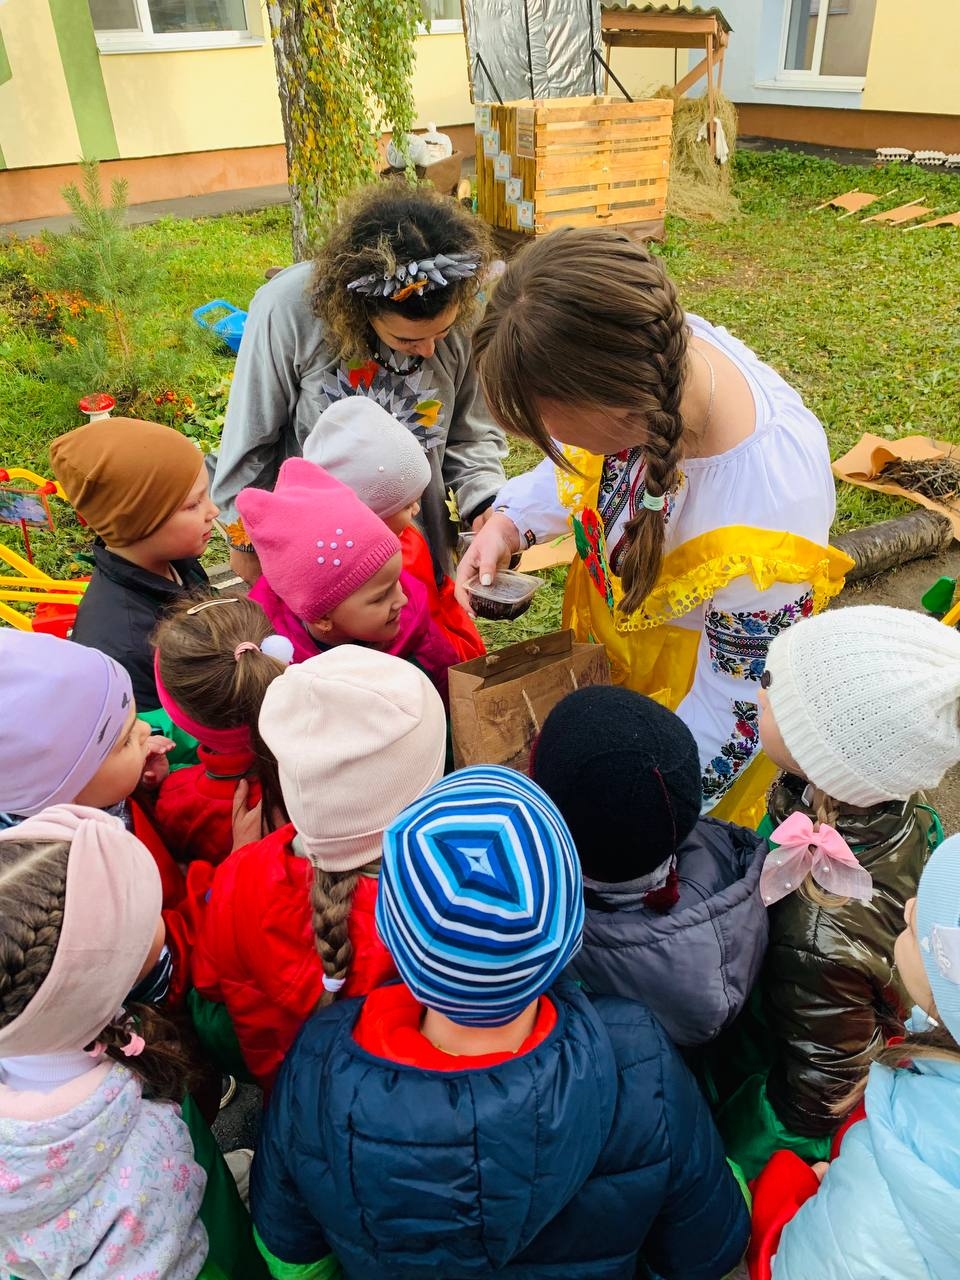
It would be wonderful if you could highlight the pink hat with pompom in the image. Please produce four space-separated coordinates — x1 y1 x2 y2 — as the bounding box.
237 458 400 622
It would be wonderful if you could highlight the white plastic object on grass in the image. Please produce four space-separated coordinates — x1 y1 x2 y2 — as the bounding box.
422 123 454 163
695 118 730 165
876 147 912 162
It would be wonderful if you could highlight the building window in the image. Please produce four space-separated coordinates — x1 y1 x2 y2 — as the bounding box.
780 0 875 81
420 0 463 35
89 0 260 52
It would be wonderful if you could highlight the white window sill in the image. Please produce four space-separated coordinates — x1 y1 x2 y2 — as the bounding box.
96 34 264 54
754 75 865 93
417 19 463 35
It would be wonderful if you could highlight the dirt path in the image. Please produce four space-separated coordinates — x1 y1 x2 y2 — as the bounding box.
832 543 960 834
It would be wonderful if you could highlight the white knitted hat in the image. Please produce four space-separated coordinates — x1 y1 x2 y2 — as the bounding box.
303 399 431 519
764 605 960 807
258 647 447 871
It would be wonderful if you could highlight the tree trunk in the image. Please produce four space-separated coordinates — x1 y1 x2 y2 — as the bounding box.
830 509 953 583
267 1 328 260
266 1 418 261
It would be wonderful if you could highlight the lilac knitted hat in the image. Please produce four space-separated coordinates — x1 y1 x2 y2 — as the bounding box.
0 630 133 818
237 458 401 622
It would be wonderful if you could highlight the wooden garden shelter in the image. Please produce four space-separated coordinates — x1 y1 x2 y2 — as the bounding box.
600 3 731 154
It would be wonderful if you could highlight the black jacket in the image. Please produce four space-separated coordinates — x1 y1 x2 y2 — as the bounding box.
763 773 936 1135
71 541 208 710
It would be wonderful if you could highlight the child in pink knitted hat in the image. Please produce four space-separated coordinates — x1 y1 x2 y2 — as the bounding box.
237 458 459 701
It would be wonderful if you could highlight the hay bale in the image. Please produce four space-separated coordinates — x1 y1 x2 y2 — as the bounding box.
657 85 740 223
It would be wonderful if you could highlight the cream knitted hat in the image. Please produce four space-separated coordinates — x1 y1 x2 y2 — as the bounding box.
764 605 960 806
303 399 431 520
258 646 447 871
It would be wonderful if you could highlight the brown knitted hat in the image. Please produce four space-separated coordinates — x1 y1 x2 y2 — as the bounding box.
50 418 202 547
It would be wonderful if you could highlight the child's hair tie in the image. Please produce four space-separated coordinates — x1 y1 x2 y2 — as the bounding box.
187 597 240 615
322 974 346 993
121 1030 146 1057
762 812 874 907
641 490 667 512
233 635 295 665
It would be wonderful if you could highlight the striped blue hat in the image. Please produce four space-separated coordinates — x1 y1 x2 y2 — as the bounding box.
377 765 584 1027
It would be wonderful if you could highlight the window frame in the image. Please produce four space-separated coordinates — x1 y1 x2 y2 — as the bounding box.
417 1 463 35
92 0 264 55
417 17 464 34
771 0 869 91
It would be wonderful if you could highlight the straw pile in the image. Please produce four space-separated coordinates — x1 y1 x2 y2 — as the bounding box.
657 85 740 223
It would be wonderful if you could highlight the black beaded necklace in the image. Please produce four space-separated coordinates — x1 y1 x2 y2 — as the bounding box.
367 335 425 377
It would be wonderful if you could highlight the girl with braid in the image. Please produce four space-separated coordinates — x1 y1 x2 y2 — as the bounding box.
457 228 850 825
192 647 447 1094
0 805 253 1280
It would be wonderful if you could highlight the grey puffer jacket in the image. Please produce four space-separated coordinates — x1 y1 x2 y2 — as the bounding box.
569 817 769 1046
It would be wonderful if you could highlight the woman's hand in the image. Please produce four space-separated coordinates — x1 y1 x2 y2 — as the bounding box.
229 547 262 586
471 506 498 532
454 512 522 612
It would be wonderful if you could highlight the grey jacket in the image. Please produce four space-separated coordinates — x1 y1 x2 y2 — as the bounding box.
569 817 769 1047
208 262 507 576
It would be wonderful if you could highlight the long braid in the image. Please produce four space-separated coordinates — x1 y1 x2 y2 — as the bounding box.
0 841 69 1027
618 293 689 615
802 786 848 909
472 226 691 616
309 861 380 1009
0 838 195 1101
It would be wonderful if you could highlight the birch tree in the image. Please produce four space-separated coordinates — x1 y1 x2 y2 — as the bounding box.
267 0 422 259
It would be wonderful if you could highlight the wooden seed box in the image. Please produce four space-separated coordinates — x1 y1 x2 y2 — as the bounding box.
475 96 673 241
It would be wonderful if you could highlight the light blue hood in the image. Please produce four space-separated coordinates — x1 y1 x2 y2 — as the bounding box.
774 1056 960 1280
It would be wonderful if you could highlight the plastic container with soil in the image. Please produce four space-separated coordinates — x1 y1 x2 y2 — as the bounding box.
466 570 542 621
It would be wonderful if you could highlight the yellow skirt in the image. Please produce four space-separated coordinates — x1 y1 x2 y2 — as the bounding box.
561 522 851 827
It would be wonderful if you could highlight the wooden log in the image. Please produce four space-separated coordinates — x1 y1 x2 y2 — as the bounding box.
830 509 953 583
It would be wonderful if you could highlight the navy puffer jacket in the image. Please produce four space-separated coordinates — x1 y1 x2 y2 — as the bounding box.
251 981 748 1279
571 816 769 1046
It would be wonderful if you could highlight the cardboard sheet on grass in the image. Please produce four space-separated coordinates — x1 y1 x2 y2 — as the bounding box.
833 434 960 539
450 629 610 773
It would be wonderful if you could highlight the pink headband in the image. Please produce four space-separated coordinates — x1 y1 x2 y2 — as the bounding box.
153 649 252 755
0 805 162 1056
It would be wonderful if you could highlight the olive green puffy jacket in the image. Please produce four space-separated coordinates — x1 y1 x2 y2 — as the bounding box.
762 773 939 1137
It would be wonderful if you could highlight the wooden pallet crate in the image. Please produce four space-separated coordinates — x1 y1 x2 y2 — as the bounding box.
475 96 673 241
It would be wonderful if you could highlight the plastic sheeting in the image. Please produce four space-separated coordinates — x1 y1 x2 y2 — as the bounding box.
462 0 603 103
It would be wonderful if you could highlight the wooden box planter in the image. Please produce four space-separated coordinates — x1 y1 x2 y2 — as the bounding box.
475 96 673 244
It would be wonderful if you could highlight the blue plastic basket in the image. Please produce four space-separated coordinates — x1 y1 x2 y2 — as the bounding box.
193 299 248 355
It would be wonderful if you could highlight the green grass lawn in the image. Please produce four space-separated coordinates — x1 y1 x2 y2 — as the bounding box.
2 149 959 637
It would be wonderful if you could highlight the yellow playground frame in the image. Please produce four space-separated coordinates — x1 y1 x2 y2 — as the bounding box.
0 468 88 631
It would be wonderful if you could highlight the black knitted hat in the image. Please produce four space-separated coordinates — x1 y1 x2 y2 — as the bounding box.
530 685 702 884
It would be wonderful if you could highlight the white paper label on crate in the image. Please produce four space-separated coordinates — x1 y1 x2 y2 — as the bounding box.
494 151 511 181
483 129 500 157
515 108 535 158
475 105 491 132
518 199 535 229
505 176 523 205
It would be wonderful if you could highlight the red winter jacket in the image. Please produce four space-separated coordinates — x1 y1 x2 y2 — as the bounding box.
399 525 485 664
128 800 211 1007
152 745 261 866
249 567 459 704
191 822 397 1093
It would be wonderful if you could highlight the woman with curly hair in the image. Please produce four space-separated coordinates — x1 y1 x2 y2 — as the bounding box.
210 183 507 585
